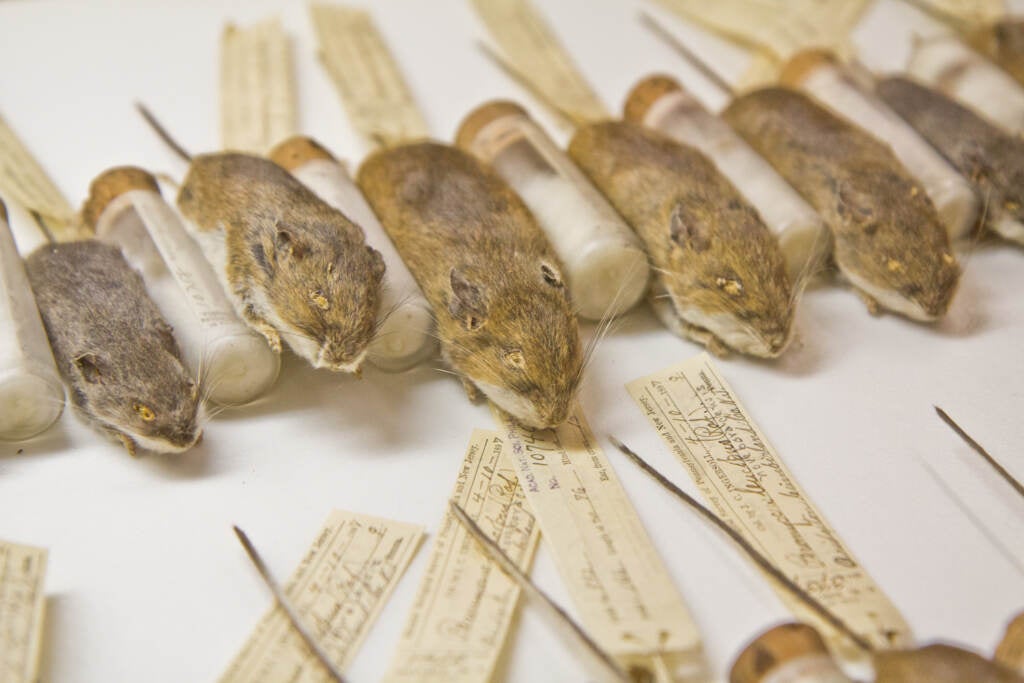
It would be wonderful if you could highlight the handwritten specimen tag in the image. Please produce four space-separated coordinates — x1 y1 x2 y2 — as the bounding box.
654 0 871 88
493 405 706 682
220 18 297 154
470 0 608 124
0 540 48 683
0 113 74 236
627 354 912 651
219 510 423 682
383 429 540 683
310 4 430 150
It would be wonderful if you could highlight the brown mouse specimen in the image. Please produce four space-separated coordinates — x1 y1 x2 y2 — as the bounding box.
723 88 960 321
357 142 582 429
569 120 794 358
138 106 385 373
25 240 201 455
877 75 1024 245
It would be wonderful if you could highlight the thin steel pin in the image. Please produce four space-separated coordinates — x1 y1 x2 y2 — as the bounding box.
476 41 587 128
935 406 1024 499
448 500 631 683
232 525 348 683
638 11 738 97
607 435 876 653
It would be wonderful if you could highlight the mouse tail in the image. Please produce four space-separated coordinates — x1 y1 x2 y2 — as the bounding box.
136 102 193 163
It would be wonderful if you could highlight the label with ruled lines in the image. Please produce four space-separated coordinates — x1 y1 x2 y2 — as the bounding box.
219 510 423 682
493 405 707 683
0 540 48 683
383 429 540 683
0 112 75 237
627 353 913 651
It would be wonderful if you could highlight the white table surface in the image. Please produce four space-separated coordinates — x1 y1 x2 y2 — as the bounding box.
0 0 1022 681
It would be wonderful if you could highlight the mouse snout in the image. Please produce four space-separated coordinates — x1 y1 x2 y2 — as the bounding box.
168 422 202 450
317 340 368 374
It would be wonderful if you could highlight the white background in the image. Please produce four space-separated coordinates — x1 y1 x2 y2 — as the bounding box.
0 0 1022 681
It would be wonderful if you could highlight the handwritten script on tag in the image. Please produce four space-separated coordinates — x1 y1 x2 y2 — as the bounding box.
0 540 48 683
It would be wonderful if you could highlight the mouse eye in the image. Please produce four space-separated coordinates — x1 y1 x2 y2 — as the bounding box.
309 289 330 311
503 349 526 370
134 403 156 422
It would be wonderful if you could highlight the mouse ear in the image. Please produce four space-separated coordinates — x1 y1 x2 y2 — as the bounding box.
669 203 711 252
448 267 488 331
74 353 104 384
274 228 307 261
153 319 181 357
540 261 564 288
834 180 877 232
366 245 385 281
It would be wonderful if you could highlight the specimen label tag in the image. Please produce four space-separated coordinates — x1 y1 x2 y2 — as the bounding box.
0 540 48 683
654 0 872 88
493 405 706 682
627 354 913 650
913 0 1006 26
219 511 423 683
311 4 430 149
383 429 540 683
220 18 297 154
471 0 609 124
0 113 74 236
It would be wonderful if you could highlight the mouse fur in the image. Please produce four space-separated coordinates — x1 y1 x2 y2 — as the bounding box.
177 153 385 373
723 87 960 321
25 241 201 455
569 120 795 358
357 142 582 429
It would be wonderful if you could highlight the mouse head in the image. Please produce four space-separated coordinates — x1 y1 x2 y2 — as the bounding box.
73 323 202 454
255 221 385 372
440 260 582 429
662 195 795 358
831 169 960 321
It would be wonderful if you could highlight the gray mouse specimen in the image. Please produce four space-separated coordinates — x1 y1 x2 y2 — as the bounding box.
139 106 385 373
25 241 201 455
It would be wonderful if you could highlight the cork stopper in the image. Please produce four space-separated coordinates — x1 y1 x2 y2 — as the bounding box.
623 74 684 123
779 49 840 88
268 135 337 171
81 166 159 230
0 197 7 223
455 100 528 151
730 623 833 683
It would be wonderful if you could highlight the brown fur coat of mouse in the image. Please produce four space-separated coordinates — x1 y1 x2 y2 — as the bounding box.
723 87 960 321
569 120 794 358
357 142 581 429
25 240 201 455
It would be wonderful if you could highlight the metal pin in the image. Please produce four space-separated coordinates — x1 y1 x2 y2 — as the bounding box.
448 500 631 683
637 11 738 97
476 41 587 128
607 436 875 654
935 406 1024 499
232 525 348 683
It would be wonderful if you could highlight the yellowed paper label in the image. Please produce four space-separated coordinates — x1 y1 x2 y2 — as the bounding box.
626 354 912 651
493 405 706 682
220 18 297 154
913 0 1006 27
383 429 540 683
0 540 48 683
310 4 430 149
654 0 871 89
0 113 74 235
471 0 609 124
996 611 1024 674
219 511 423 682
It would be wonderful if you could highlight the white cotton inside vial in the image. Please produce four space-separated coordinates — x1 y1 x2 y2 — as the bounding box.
644 90 830 284
907 35 1024 136
290 159 437 373
992 213 1024 245
797 61 979 241
96 192 280 405
0 214 64 440
481 126 650 321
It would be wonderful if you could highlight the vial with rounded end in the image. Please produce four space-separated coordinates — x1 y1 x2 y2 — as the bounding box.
269 137 436 372
781 51 979 242
81 168 280 406
730 623 852 683
0 200 65 440
456 101 651 321
624 75 829 284
907 34 1024 135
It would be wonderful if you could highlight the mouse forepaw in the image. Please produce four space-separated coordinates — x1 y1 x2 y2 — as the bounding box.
116 432 138 457
243 308 282 352
856 289 883 316
707 336 731 359
461 376 484 403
